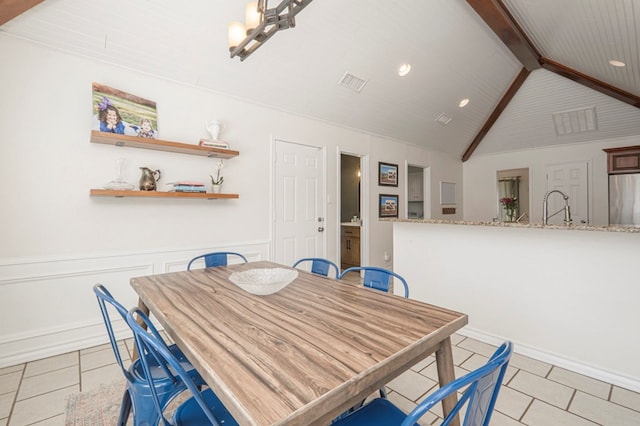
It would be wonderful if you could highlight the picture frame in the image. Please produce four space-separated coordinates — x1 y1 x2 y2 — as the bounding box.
379 194 399 218
92 82 158 139
378 162 398 187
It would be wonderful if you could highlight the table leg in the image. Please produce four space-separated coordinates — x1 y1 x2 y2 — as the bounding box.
436 336 460 426
131 298 150 361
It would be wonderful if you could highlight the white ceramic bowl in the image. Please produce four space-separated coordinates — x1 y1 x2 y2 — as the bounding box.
228 268 298 295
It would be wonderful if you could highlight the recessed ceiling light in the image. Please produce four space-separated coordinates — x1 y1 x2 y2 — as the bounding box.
459 98 470 108
609 59 626 67
398 63 411 77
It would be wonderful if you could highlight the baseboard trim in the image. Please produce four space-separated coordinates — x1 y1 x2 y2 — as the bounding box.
0 241 271 368
459 327 640 393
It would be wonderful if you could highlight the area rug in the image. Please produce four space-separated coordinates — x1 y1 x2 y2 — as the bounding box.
65 379 191 425
64 379 126 426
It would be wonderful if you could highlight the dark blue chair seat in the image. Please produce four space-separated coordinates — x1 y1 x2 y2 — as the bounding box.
173 388 238 425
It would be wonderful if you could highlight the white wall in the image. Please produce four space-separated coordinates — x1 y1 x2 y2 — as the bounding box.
394 222 640 392
463 136 640 225
0 35 460 365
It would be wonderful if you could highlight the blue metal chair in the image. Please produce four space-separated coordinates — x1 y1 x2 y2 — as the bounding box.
292 257 340 278
339 266 409 298
332 341 513 426
187 251 248 270
93 284 205 426
126 307 238 426
336 266 409 407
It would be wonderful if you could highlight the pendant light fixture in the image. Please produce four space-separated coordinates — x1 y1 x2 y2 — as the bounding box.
228 0 314 61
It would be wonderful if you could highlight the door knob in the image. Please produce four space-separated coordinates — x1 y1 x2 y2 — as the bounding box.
318 226 324 232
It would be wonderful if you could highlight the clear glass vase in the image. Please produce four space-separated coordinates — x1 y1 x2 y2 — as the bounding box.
104 158 134 190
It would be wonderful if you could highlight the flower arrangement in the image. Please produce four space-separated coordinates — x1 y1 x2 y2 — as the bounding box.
499 196 518 221
210 160 224 185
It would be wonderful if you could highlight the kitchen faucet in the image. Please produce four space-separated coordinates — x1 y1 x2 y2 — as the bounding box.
542 190 572 225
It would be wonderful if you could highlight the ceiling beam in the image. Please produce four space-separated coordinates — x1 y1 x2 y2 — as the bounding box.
466 0 541 71
541 58 640 108
0 0 44 26
462 68 530 162
465 0 640 161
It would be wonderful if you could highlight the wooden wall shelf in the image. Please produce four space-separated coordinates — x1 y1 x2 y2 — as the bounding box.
90 131 239 159
90 189 239 199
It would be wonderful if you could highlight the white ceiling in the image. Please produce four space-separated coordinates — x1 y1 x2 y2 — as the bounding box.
2 0 640 159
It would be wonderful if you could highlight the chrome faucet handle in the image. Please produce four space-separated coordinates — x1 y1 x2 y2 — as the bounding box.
564 204 572 224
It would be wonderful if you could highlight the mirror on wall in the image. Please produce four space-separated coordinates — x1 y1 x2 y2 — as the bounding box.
496 168 529 223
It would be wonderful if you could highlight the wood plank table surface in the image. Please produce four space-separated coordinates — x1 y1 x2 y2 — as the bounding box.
130 261 468 425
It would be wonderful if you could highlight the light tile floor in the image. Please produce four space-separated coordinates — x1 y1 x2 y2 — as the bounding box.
1 334 640 425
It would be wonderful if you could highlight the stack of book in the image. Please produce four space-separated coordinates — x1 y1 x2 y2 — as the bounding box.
167 181 207 193
199 138 229 149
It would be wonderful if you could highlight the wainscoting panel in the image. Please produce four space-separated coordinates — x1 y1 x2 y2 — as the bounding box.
0 241 270 367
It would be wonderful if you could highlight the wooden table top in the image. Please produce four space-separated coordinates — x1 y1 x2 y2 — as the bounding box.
130 261 468 425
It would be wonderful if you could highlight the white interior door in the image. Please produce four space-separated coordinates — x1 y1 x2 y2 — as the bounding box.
274 140 325 265
545 161 589 224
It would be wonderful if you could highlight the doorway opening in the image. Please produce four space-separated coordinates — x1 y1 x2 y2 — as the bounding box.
496 168 529 223
340 153 363 270
406 164 430 219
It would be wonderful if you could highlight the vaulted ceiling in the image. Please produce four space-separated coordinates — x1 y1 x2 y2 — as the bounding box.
2 0 640 160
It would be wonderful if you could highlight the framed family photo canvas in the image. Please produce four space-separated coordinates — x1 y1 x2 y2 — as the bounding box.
378 162 398 187
379 194 399 218
92 82 158 138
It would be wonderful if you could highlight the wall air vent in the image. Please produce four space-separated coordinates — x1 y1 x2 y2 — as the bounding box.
435 113 453 126
338 72 368 93
552 106 597 136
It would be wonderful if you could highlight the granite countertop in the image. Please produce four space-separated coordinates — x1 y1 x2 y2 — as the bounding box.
382 218 640 233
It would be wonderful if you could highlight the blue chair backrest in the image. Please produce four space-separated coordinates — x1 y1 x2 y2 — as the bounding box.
339 266 409 298
292 257 340 278
126 308 224 426
187 251 248 270
92 284 136 381
403 341 513 425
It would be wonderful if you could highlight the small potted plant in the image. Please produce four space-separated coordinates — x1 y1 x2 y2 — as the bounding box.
210 160 224 194
499 196 518 222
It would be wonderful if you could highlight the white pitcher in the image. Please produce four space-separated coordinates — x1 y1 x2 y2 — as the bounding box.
205 120 225 141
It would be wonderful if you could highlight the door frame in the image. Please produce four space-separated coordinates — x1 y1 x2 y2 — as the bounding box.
404 161 431 220
337 148 368 269
271 137 328 262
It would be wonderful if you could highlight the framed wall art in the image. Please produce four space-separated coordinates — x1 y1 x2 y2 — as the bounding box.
379 194 399 218
92 82 158 138
378 162 398 187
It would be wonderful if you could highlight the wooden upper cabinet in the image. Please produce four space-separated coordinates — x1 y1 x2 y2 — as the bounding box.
603 146 640 174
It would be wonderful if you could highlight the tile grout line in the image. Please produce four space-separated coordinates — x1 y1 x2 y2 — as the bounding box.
77 349 83 393
5 363 26 426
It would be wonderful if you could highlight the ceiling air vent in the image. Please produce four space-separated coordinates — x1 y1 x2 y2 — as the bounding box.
435 113 453 126
552 106 597 136
338 72 368 93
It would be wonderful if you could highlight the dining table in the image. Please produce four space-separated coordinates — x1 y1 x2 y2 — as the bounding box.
130 260 468 425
